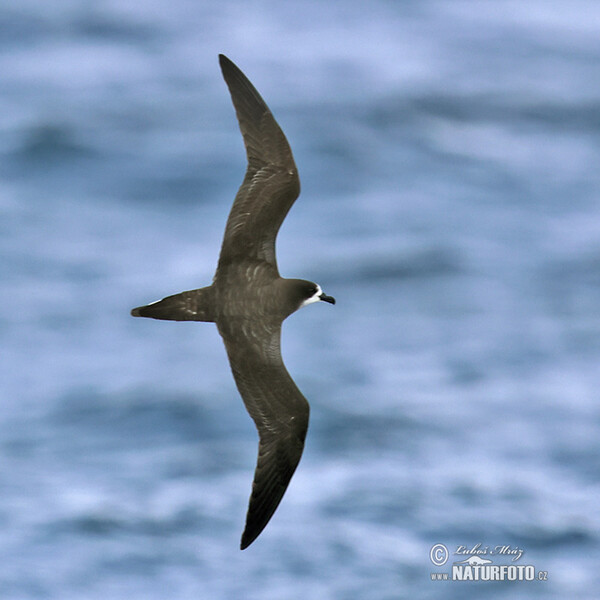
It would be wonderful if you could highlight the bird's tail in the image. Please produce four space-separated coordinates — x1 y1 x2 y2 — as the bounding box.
131 285 216 322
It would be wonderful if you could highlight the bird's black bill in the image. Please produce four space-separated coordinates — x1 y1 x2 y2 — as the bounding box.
319 293 336 305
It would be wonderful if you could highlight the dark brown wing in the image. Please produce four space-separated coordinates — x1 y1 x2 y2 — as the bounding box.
217 54 300 272
217 317 309 549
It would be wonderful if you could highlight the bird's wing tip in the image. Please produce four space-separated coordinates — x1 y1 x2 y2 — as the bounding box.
218 53 233 70
240 527 257 550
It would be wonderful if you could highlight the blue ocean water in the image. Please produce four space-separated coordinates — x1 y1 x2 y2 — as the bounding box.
1 1 600 598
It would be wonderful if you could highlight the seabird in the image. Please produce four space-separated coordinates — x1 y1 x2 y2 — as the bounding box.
131 54 335 549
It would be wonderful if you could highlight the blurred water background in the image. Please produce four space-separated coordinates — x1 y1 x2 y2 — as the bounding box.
1 1 600 598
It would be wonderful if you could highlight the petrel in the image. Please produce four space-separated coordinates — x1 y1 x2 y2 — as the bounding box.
131 54 335 549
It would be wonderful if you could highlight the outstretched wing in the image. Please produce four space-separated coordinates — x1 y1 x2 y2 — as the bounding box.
217 54 300 272
217 317 309 549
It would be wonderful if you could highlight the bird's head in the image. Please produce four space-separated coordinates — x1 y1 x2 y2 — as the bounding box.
301 281 335 307
295 280 335 310
279 279 335 318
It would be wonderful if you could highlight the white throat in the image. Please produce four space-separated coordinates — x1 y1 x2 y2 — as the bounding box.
300 284 323 309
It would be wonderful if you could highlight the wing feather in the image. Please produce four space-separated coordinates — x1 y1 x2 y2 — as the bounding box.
217 318 309 549
217 55 300 270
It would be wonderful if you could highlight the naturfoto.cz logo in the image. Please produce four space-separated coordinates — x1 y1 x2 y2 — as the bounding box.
429 543 548 582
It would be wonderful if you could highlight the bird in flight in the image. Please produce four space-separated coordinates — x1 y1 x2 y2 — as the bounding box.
131 54 335 549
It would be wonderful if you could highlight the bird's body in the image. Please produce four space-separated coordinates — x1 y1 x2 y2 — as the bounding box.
131 55 334 549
